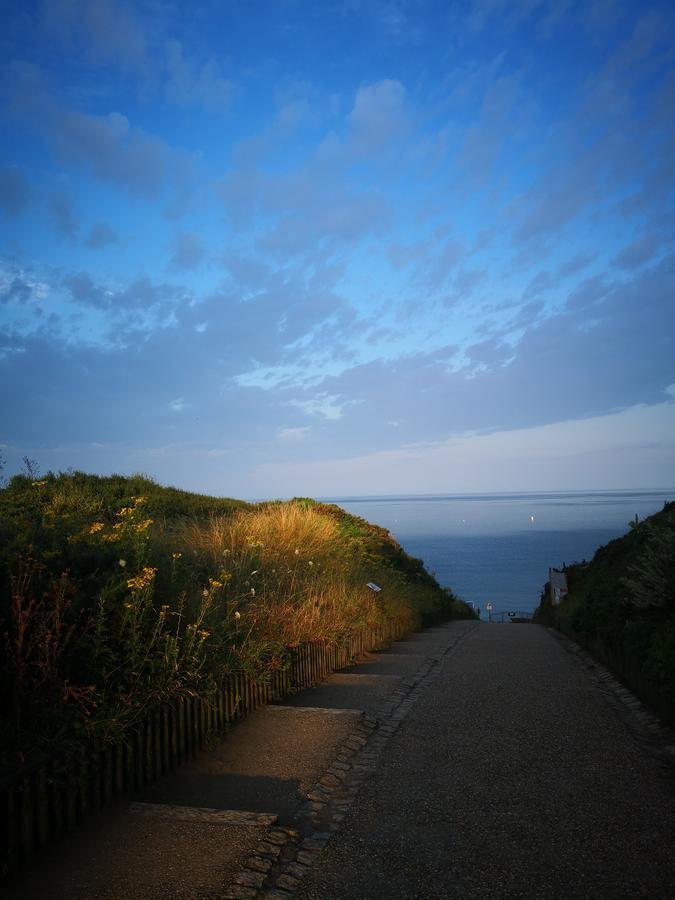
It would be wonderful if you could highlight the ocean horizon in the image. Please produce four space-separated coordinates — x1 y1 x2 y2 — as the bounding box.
323 489 675 617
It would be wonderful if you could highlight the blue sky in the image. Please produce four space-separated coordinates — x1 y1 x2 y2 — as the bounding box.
1 0 674 498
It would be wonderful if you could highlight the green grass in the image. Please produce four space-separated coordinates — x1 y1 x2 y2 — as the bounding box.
0 471 476 769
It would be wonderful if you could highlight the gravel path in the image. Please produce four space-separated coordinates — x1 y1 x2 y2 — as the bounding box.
298 624 675 899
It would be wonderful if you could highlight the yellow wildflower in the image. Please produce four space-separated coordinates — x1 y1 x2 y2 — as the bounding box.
119 559 127 567
32 480 47 487
133 518 154 532
208 578 222 588
126 567 157 591
172 552 182 560
88 522 105 534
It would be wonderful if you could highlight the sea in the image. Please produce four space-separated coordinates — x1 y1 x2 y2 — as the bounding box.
324 490 675 618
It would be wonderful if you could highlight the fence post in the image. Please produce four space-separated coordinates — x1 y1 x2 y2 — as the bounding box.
19 775 35 860
50 761 63 835
78 748 90 821
102 749 113 807
35 767 49 849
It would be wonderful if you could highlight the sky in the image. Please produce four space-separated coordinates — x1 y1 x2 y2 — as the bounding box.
1 0 674 499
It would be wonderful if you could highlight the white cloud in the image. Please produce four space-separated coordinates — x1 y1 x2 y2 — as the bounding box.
164 40 235 111
8 62 194 202
42 0 148 73
290 394 345 420
349 79 410 155
279 426 310 441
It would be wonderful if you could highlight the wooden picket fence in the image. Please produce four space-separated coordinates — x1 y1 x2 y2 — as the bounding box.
0 620 402 879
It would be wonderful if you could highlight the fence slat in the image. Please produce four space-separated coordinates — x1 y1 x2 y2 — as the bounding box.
35 767 49 849
2 620 419 880
19 776 35 860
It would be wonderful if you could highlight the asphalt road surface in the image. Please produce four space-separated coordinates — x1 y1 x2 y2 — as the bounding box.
298 624 675 899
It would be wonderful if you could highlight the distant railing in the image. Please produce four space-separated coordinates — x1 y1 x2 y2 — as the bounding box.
0 620 403 880
488 610 534 623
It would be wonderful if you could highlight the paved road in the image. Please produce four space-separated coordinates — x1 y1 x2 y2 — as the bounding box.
298 625 675 899
6 623 674 899
4 625 459 898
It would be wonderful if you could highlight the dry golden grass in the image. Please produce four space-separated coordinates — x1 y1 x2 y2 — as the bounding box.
174 501 417 649
2 475 466 759
180 502 341 562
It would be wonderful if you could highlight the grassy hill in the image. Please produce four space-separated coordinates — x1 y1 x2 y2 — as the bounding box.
0 471 474 768
534 500 675 722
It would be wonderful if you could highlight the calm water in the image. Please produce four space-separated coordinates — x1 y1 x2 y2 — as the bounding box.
325 490 674 617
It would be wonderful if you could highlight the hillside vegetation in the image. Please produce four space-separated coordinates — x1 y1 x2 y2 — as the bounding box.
534 501 675 722
0 471 474 770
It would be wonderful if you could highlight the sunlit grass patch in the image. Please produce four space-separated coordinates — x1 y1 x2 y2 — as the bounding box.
0 472 475 763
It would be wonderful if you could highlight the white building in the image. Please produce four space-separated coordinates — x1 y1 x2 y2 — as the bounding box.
549 568 568 606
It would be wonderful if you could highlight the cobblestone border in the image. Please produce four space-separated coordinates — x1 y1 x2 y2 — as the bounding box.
222 621 479 899
549 628 675 775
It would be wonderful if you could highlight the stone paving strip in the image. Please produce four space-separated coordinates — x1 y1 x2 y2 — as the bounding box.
223 621 479 899
129 803 279 827
276 672 405 718
265 706 363 716
3 801 271 900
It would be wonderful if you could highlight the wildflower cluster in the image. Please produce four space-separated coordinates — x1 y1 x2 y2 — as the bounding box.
69 495 154 546
106 496 153 541
126 567 157 591
116 500 153 534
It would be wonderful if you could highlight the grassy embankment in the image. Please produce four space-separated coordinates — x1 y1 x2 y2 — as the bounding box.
0 471 475 771
534 500 675 723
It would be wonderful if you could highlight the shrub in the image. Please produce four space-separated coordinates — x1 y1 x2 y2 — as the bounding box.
533 501 675 722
